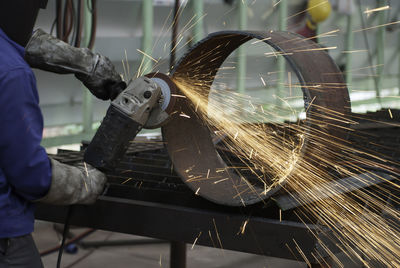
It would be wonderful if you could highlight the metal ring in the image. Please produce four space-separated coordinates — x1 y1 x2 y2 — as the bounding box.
162 31 350 206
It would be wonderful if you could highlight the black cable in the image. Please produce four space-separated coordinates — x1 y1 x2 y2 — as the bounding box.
50 17 57 36
39 228 95 257
74 0 83 47
56 206 73 268
88 0 97 49
56 0 63 39
50 0 61 36
69 0 76 45
62 0 69 41
170 0 180 69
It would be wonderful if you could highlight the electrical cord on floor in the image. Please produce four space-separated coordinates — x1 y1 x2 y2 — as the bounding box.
57 205 73 268
40 228 96 256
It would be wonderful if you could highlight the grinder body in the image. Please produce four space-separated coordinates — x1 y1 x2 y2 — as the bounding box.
84 77 161 171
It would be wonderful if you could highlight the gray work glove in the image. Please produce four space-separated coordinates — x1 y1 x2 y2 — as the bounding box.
36 158 107 205
25 28 126 100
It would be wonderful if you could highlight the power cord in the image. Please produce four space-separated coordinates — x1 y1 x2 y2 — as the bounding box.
56 205 73 268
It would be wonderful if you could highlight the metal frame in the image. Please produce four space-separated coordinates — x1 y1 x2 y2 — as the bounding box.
35 195 332 262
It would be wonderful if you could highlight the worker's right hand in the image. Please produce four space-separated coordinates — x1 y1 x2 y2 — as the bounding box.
35 158 107 205
75 52 127 100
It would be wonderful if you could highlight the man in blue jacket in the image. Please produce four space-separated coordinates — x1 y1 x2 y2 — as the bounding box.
0 1 123 267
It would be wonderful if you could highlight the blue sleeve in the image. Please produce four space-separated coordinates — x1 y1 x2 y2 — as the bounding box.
0 67 52 201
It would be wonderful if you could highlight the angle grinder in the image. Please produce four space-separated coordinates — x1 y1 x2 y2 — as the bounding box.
84 73 177 171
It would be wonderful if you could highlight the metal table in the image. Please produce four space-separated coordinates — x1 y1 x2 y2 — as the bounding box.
36 109 400 267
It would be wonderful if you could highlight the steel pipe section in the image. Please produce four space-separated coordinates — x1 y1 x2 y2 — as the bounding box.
162 31 350 206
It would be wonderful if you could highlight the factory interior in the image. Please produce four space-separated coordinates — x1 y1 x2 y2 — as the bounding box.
1 0 400 267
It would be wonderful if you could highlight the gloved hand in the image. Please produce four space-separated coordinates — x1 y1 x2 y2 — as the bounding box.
36 158 107 205
75 54 126 100
25 28 126 100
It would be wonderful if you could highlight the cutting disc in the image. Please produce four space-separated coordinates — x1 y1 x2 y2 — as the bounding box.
143 72 177 129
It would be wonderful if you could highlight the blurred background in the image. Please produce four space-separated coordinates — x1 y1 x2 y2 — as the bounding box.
34 0 400 150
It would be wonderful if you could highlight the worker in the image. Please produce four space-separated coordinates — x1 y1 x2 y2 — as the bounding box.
0 1 123 267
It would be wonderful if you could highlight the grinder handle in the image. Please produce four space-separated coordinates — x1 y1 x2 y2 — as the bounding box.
83 105 142 171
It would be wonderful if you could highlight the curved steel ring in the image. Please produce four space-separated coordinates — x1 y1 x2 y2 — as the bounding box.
162 31 350 206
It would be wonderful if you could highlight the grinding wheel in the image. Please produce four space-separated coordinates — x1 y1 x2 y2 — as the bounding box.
162 31 351 206
143 72 177 129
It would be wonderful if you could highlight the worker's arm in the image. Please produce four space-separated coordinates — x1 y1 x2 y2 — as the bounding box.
0 68 106 204
0 68 52 200
25 29 126 101
36 158 107 205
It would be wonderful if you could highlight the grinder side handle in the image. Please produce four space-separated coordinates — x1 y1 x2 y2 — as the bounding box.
83 105 142 171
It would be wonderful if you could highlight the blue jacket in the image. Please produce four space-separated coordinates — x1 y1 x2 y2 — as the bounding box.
0 28 52 238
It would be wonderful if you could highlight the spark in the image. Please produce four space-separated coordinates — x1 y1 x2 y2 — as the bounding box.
136 49 158 63
195 187 200 195
122 4 400 265
208 230 216 248
121 59 127 82
191 232 202 249
353 20 400 33
195 100 200 112
83 162 89 177
341 50 368 54
388 109 393 119
121 177 132 185
305 96 316 113
251 37 272 44
171 68 400 266
293 46 337 53
286 0 330 20
213 178 229 184
219 66 236 70
293 239 311 267
239 219 249 235
185 165 195 173
264 51 293 57
273 0 281 8
179 113 191 118
233 131 239 140
213 219 224 253
260 75 266 86
83 162 89 192
171 94 187 98
364 5 390 15
298 29 340 43
124 49 130 78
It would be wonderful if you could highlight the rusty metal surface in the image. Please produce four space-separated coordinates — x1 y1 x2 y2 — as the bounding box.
162 31 350 206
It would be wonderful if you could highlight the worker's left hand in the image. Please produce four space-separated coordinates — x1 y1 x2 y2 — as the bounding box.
35 158 107 205
75 52 126 100
25 28 126 101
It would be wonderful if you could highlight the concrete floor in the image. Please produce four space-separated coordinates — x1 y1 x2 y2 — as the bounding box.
33 221 307 268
